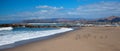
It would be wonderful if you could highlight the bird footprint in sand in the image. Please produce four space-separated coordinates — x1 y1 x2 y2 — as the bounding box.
75 34 80 40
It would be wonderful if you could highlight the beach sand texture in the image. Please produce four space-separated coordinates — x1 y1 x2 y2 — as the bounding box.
2 27 120 51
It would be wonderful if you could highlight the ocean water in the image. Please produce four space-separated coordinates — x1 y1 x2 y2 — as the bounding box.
28 23 65 26
0 27 73 47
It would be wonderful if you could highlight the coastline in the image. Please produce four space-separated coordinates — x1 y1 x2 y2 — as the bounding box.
2 27 120 51
0 27 79 50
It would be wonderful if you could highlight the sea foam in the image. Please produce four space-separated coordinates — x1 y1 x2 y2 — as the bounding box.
0 28 73 46
0 27 13 31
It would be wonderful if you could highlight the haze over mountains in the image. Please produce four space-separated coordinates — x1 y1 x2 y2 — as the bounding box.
0 16 120 24
23 16 120 23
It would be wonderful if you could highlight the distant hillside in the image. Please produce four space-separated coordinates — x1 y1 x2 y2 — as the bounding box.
22 18 84 23
96 16 120 22
22 16 120 23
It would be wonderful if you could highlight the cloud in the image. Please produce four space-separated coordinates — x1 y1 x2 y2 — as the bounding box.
40 10 48 12
76 2 116 11
1 2 120 20
67 2 120 18
2 5 66 20
36 5 64 10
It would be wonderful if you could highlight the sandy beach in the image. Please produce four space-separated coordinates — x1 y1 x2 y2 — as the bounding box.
2 27 120 51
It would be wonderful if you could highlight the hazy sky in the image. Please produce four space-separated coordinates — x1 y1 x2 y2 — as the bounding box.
0 0 120 21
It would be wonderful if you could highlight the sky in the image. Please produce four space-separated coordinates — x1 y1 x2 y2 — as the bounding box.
0 0 120 22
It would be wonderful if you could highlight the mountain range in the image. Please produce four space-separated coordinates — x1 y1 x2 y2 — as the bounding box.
23 16 120 23
96 16 120 22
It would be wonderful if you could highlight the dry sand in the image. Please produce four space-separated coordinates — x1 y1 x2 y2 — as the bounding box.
2 27 120 51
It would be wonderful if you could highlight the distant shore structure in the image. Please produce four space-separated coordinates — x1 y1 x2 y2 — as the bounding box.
0 23 79 28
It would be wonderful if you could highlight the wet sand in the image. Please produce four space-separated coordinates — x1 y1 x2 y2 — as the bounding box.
2 27 120 51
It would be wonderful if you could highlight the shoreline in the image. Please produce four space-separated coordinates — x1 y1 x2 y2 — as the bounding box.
0 27 79 50
2 27 120 51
